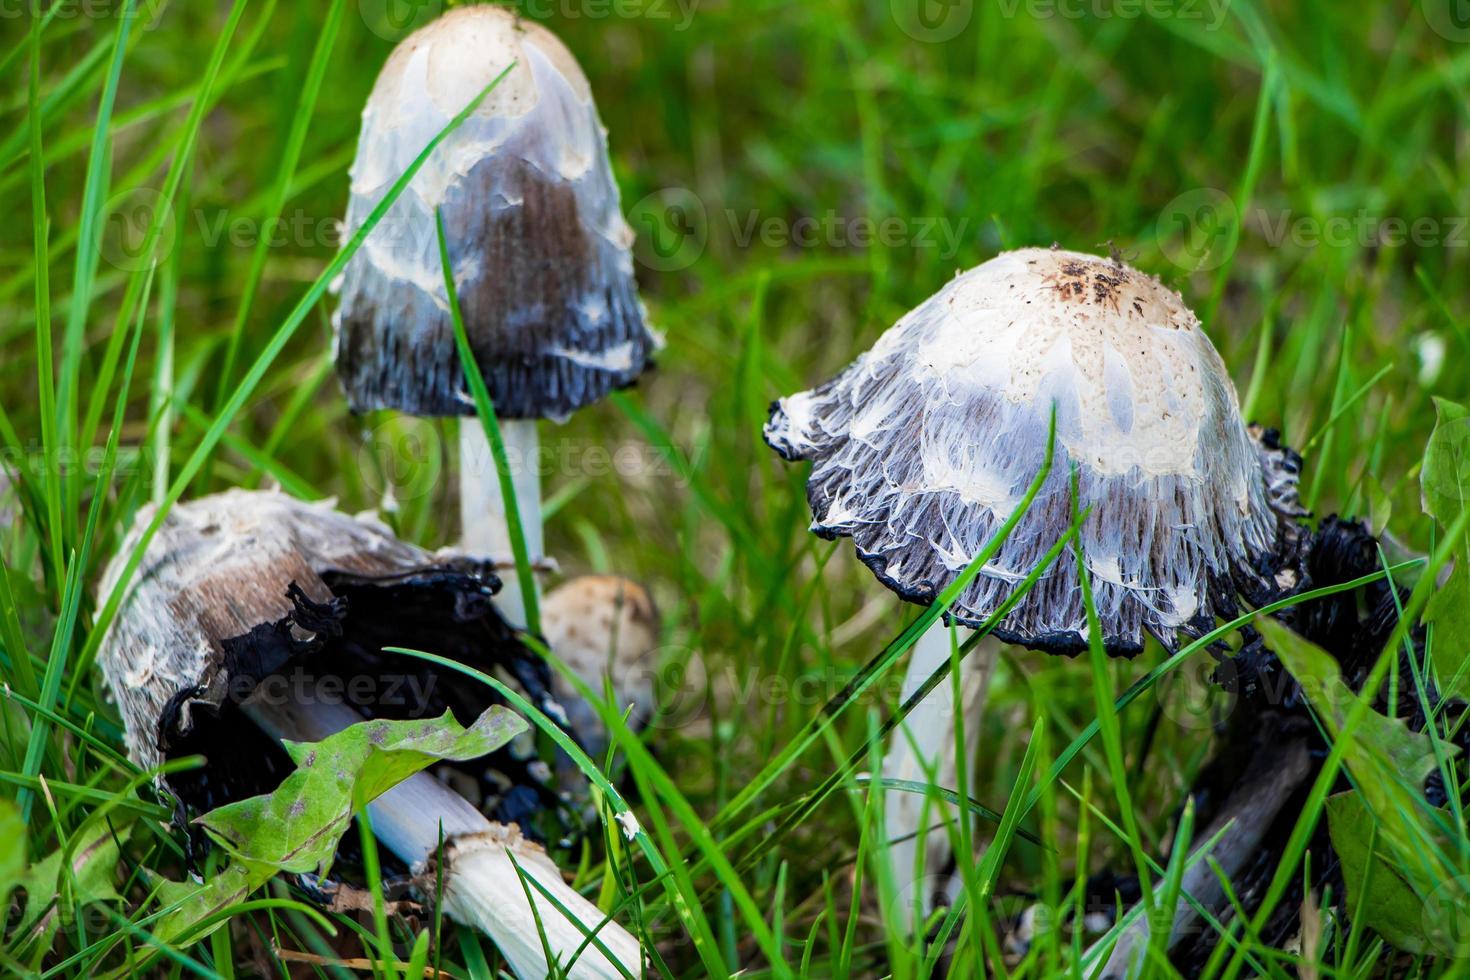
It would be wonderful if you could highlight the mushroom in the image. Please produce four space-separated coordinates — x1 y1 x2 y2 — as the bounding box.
541 575 660 765
333 6 660 627
765 247 1303 923
96 489 642 978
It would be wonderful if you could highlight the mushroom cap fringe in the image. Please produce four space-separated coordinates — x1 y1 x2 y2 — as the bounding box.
766 248 1302 655
333 6 659 420
96 490 564 821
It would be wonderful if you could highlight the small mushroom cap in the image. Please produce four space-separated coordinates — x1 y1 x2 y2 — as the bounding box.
766 247 1301 654
333 6 659 420
541 575 659 747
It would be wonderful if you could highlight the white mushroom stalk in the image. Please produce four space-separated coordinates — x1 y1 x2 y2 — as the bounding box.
461 420 543 629
246 692 642 980
883 626 992 925
331 6 660 628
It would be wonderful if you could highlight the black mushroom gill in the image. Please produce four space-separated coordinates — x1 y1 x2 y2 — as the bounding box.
95 490 567 834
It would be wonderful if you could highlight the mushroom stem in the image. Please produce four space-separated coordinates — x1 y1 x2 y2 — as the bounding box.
1089 737 1312 979
243 693 643 979
460 418 544 630
884 623 993 927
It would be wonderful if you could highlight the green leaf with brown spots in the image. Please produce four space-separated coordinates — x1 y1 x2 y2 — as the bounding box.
148 860 261 949
196 707 526 877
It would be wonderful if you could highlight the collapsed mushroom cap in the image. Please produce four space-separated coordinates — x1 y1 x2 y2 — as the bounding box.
333 5 659 420
96 489 564 821
766 247 1302 655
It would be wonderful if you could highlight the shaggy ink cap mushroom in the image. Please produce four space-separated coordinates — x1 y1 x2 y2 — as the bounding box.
94 489 567 820
766 247 1304 655
333 5 660 420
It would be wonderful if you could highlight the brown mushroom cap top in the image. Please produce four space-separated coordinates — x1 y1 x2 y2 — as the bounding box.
97 491 432 775
333 5 659 421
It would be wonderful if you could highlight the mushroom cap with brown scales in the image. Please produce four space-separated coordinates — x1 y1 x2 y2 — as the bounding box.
765 247 1304 655
332 5 660 421
94 490 569 822
541 575 659 756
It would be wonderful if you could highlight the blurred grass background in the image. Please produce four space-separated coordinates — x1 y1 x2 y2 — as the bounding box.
2 0 1469 975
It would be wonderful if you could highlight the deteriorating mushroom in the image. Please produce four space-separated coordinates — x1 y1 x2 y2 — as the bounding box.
766 246 1300 651
333 5 659 627
766 247 1305 924
542 575 660 763
96 490 641 977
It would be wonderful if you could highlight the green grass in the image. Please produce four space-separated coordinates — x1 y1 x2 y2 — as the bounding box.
3 0 1469 976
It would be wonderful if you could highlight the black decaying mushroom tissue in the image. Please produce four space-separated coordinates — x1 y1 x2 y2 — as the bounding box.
95 489 562 827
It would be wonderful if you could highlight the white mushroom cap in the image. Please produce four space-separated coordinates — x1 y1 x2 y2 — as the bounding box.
766 247 1301 654
334 6 659 420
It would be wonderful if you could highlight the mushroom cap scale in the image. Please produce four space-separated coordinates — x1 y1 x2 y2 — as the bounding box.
766 247 1300 655
333 6 659 420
